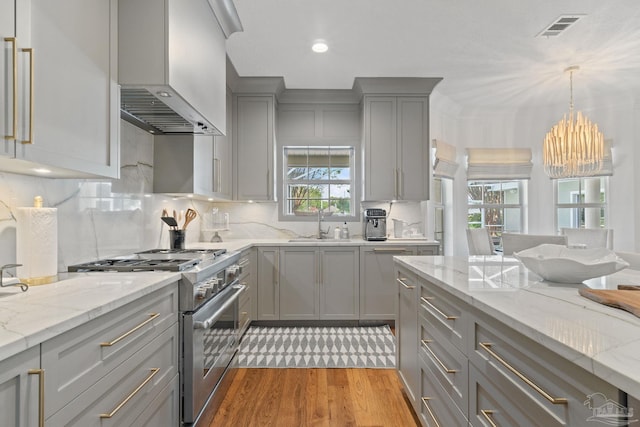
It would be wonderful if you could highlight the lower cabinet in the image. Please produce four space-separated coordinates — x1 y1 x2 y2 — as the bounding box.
276 246 360 320
42 284 179 426
0 346 41 427
399 266 625 427
257 246 280 320
361 246 416 320
396 265 419 409
238 247 257 336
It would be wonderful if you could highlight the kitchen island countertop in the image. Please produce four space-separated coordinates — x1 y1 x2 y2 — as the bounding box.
394 255 640 400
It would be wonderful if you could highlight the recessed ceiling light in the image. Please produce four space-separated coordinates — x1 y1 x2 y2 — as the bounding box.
32 168 51 174
156 91 171 98
312 40 328 53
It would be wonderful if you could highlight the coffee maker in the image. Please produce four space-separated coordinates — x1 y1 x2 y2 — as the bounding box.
363 208 387 241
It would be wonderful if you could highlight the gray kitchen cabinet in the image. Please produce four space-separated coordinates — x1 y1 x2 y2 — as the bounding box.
238 247 257 337
362 96 430 201
279 247 319 320
213 86 234 200
0 0 119 178
319 247 360 320
279 246 360 320
153 134 215 198
396 265 419 411
257 246 280 320
360 246 417 320
406 269 624 427
417 245 439 255
0 346 41 427
233 95 276 201
41 284 179 424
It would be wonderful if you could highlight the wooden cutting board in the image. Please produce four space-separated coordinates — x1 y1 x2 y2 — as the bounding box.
579 288 640 318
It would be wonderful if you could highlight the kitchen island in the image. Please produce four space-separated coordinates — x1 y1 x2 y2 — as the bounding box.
394 255 640 427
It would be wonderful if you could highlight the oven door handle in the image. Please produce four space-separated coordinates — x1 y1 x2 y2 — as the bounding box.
193 284 246 329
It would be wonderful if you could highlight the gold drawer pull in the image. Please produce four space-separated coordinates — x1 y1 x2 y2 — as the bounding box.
4 37 17 140
421 339 457 374
480 409 498 427
479 342 568 405
100 313 160 347
28 368 45 427
100 368 159 419
373 247 408 252
421 296 457 320
421 397 442 427
397 277 415 289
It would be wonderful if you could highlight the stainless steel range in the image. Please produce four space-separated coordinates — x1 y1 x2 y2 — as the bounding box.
68 248 245 426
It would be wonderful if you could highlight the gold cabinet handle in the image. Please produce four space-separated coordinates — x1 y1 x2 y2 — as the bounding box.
21 47 33 144
421 339 457 374
100 368 159 419
100 313 160 347
480 409 498 427
397 277 415 289
478 342 568 404
373 247 408 253
4 37 17 140
28 368 45 427
421 296 458 320
421 397 441 427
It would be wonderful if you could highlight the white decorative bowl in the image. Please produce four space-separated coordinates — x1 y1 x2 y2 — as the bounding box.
513 244 629 283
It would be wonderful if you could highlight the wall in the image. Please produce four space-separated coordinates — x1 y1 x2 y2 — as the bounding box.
430 91 639 255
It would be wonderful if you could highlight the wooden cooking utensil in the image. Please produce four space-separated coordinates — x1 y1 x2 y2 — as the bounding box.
183 209 197 230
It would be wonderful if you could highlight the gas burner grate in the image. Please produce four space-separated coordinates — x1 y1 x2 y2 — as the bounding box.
68 257 200 272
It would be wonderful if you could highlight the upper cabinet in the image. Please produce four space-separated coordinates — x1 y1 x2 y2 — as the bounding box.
0 0 119 178
356 78 441 201
232 94 276 201
212 86 234 200
119 0 227 135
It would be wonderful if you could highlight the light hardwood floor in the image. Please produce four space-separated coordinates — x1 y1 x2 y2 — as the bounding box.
205 368 421 427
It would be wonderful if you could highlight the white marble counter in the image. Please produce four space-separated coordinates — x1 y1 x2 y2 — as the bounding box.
394 255 640 400
0 271 180 361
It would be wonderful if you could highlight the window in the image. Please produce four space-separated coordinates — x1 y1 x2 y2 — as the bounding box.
283 146 355 219
467 180 525 245
555 177 607 230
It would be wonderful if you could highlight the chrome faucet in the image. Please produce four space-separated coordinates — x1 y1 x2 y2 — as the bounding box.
317 210 330 239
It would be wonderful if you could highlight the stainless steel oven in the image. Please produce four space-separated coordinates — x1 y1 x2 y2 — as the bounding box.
182 280 245 425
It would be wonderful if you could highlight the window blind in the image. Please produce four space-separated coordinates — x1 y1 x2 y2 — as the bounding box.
432 139 459 179
466 148 533 180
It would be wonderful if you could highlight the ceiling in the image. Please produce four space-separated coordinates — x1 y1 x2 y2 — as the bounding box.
225 0 640 109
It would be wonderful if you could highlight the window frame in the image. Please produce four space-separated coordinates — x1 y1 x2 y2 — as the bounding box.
554 176 609 231
280 145 358 222
466 179 527 242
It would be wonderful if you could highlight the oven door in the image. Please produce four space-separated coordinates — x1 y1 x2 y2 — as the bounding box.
182 283 246 424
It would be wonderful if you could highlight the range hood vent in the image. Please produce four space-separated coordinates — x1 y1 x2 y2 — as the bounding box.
120 88 216 135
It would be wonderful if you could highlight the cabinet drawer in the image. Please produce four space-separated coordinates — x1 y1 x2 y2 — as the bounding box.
419 280 468 353
470 311 619 426
419 314 468 416
419 361 468 427
42 285 178 416
130 374 180 427
46 322 178 426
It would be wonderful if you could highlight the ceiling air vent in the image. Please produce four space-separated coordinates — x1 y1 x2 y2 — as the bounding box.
536 15 585 38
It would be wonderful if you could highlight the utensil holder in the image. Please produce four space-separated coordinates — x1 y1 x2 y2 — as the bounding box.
169 230 186 250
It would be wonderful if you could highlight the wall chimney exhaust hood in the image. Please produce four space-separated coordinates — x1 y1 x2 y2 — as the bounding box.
118 0 243 135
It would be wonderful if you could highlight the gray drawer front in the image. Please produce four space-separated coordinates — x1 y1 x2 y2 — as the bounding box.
419 359 468 427
419 280 467 353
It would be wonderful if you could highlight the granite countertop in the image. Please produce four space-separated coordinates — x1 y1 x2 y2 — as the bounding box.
394 255 640 400
0 271 180 361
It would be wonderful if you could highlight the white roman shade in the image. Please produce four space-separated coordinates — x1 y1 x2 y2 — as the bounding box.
432 139 459 179
466 148 533 180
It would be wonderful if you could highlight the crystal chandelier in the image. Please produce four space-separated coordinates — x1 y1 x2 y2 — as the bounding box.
543 66 605 179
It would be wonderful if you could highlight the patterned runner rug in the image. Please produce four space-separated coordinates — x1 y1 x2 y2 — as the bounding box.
236 325 396 368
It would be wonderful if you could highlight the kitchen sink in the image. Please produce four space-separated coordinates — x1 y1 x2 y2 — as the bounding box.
288 238 351 242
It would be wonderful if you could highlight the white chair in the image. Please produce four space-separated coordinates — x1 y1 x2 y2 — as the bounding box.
560 228 613 249
501 233 568 255
466 228 495 255
615 251 640 270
